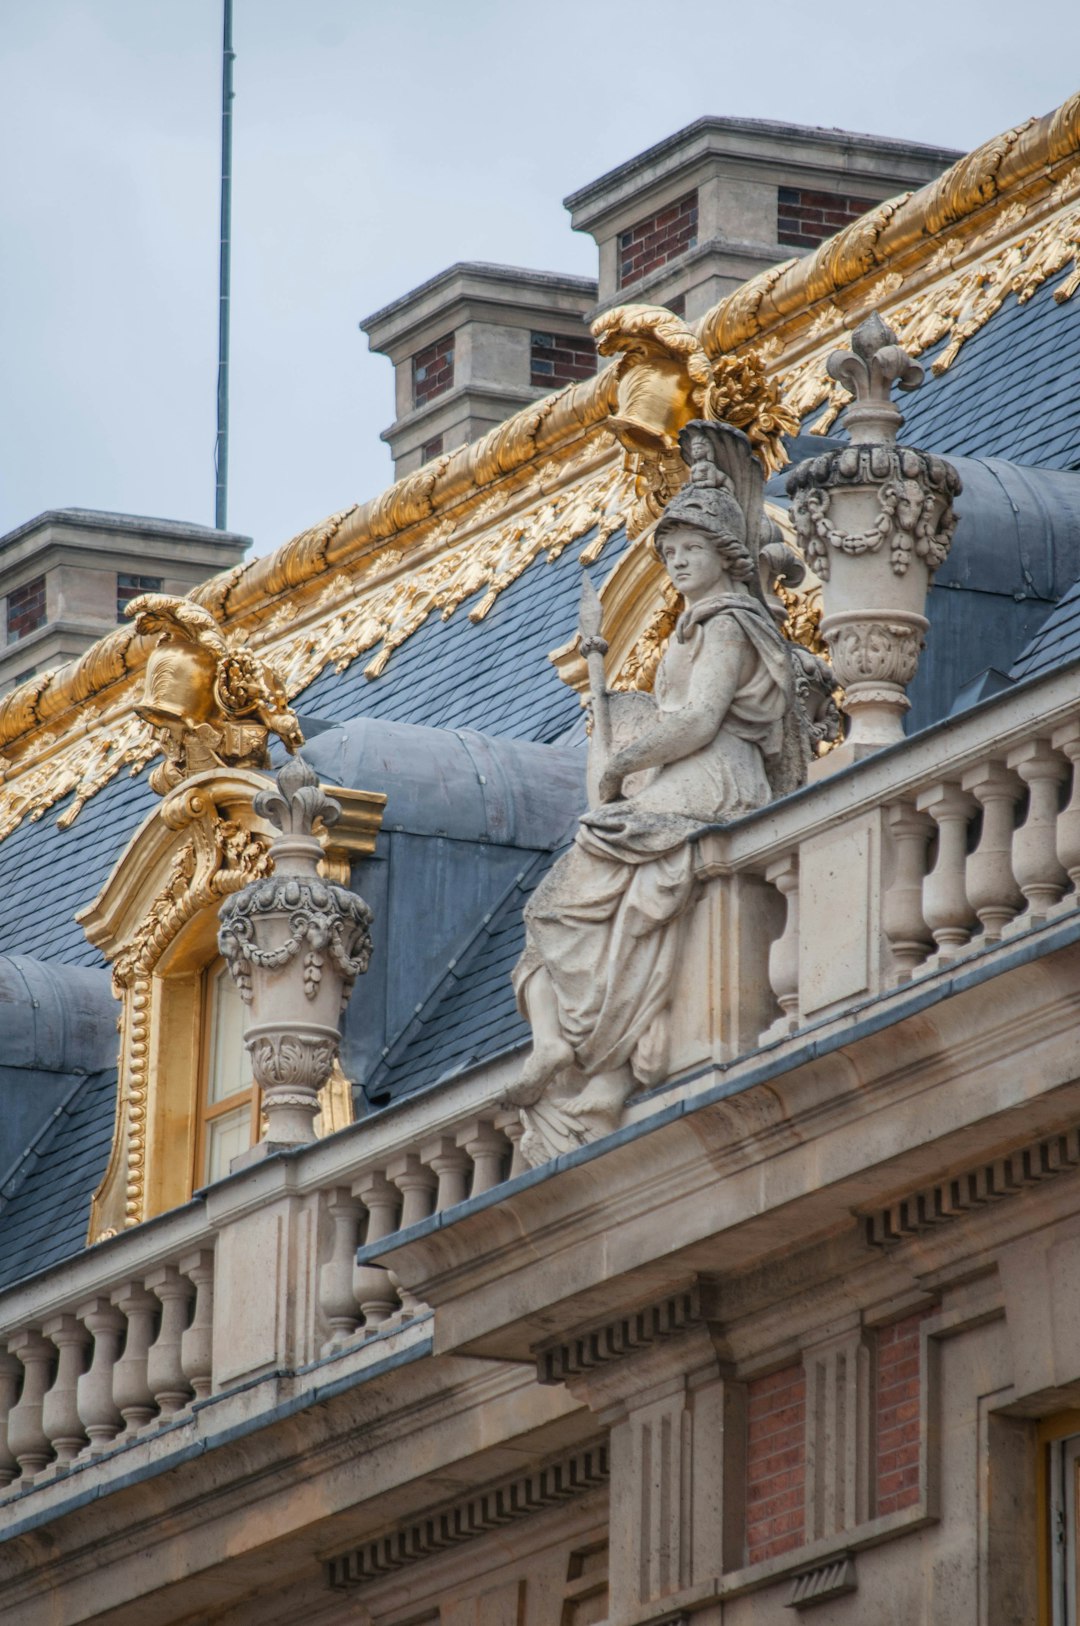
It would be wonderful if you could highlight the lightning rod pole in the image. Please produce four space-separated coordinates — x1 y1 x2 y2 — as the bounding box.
214 0 235 529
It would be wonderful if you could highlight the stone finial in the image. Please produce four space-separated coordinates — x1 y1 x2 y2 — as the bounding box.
217 758 373 1156
826 312 924 445
128 594 303 795
787 312 961 762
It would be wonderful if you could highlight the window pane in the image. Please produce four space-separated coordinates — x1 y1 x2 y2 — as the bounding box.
205 1105 252 1184
207 965 252 1104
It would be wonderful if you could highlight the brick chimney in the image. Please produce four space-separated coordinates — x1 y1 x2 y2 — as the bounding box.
361 263 598 479
565 117 962 322
0 510 249 691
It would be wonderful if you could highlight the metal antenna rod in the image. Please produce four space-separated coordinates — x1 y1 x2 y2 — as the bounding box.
214 0 235 530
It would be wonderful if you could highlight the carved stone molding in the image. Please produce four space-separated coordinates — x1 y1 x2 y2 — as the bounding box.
324 1442 609 1587
785 1554 856 1609
862 1125 1080 1247
535 1288 704 1386
787 445 960 585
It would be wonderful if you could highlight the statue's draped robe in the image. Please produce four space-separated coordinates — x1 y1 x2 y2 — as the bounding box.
514 594 792 1088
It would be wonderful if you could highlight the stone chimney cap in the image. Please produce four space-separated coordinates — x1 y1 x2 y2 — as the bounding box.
564 114 964 227
361 261 598 341
0 508 252 556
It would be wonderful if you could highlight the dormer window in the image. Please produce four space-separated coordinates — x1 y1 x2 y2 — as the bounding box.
198 962 259 1184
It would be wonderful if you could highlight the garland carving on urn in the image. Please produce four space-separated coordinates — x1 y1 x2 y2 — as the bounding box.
218 756 374 1153
786 311 962 757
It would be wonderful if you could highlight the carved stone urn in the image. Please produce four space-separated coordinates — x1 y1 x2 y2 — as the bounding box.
217 757 373 1153
787 312 961 757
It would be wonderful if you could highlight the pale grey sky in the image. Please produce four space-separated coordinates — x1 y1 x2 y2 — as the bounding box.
2 1 1078 556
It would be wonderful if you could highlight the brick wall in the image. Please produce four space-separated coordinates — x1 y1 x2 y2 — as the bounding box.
777 187 879 250
412 333 455 408
6 575 46 643
664 293 686 319
745 1363 806 1564
618 190 698 289
419 434 444 464
530 331 597 389
875 1311 927 1515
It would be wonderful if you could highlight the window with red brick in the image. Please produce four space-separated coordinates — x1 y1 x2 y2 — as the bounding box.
617 191 698 290
530 331 597 389
6 575 46 644
116 573 162 620
745 1362 806 1564
875 1310 927 1515
412 334 455 408
777 186 879 250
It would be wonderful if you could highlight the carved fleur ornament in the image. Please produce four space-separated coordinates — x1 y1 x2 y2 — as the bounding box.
217 756 374 1148
784 311 962 755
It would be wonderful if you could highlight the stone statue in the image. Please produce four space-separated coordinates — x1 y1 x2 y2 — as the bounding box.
507 421 830 1166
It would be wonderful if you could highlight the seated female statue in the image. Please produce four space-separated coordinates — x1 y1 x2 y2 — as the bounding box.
508 422 797 1165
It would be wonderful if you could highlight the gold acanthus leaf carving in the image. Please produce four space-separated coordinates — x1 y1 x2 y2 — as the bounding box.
781 185 1080 435
99 785 273 1229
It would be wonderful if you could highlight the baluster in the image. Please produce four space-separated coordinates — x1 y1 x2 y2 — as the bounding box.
319 1187 364 1355
352 1171 401 1331
762 852 799 1038
387 1152 439 1229
179 1250 215 1402
495 1109 528 1179
385 1153 440 1325
422 1136 472 1211
1052 720 1080 902
75 1297 125 1456
962 762 1024 942
41 1314 90 1468
110 1282 158 1434
1008 739 1068 922
6 1331 54 1482
916 784 977 955
0 1350 22 1487
457 1121 508 1196
144 1266 194 1419
882 802 934 981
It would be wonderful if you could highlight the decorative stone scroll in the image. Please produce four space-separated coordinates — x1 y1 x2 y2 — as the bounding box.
787 312 962 756
218 757 374 1152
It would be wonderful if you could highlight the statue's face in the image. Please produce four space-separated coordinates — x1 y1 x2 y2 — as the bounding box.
658 524 731 604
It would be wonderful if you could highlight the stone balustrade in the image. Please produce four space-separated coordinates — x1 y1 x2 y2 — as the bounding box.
697 659 1080 1051
0 1093 523 1504
4 657 1080 1516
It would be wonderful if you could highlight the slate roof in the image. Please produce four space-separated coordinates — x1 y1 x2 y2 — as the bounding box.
0 770 156 968
0 1066 116 1292
366 848 558 1106
1010 575 1080 683
896 267 1080 472
291 522 629 742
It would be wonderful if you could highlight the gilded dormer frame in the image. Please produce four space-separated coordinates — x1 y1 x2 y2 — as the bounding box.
77 768 384 1239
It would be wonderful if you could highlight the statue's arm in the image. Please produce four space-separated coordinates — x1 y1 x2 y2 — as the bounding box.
598 622 749 801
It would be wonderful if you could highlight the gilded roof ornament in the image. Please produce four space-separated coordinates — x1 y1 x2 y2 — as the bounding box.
591 303 796 536
127 594 304 796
